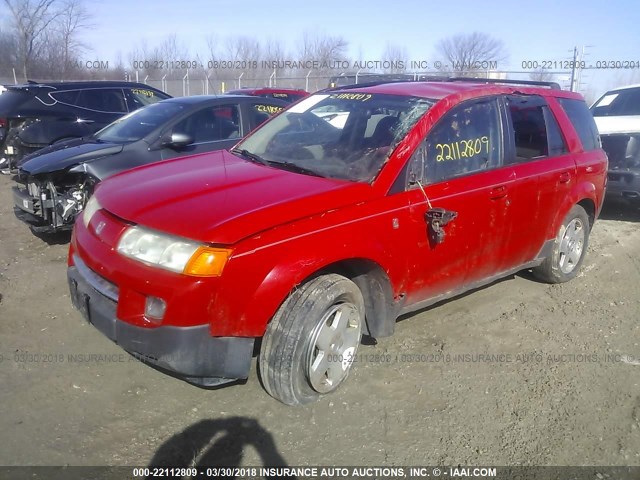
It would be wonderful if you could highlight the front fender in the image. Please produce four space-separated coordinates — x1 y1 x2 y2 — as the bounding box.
209 219 403 337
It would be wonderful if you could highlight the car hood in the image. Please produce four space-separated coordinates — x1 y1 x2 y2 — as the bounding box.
594 115 640 135
96 150 372 244
19 138 124 176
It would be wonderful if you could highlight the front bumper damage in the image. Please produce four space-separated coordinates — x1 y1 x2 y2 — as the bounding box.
67 255 254 386
13 177 87 233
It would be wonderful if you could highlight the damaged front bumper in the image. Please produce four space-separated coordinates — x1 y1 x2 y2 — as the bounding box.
67 255 254 387
13 177 87 233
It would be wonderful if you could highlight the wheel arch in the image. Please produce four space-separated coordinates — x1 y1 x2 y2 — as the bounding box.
550 181 598 237
577 197 596 229
314 258 398 338
221 252 399 339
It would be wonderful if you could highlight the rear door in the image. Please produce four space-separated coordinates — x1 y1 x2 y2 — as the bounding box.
399 96 513 302
499 94 575 268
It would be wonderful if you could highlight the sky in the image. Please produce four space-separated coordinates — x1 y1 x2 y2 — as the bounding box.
3 0 640 99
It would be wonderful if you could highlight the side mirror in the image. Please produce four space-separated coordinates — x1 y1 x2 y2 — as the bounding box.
163 132 194 149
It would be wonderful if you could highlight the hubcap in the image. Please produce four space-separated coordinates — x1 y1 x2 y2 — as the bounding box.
306 302 361 393
558 218 585 274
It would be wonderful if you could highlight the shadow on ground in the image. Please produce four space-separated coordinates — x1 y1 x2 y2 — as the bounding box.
148 417 293 477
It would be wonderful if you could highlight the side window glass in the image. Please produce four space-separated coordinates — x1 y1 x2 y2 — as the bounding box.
76 89 127 113
126 88 166 110
506 95 568 161
543 106 568 156
558 97 599 151
421 98 502 184
51 90 81 105
506 96 549 160
251 103 284 129
173 105 240 144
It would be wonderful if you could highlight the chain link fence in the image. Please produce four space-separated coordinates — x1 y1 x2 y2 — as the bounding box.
0 69 586 98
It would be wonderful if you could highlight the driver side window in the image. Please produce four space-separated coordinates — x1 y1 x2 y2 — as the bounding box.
173 105 240 144
408 98 502 187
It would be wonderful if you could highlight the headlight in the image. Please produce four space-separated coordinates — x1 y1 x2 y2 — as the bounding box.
117 226 231 277
82 195 101 227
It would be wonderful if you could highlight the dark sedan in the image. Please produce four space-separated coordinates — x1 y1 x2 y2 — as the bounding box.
13 95 286 233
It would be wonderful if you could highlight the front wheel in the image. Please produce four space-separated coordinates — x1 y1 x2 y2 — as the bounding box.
533 204 590 283
259 274 364 406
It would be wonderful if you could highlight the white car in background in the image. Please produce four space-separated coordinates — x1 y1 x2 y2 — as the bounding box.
591 84 640 204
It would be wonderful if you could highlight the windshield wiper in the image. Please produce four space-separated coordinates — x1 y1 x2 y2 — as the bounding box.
231 148 270 167
232 148 324 178
268 161 324 178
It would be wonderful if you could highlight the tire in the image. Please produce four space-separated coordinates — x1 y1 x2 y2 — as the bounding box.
533 205 590 283
259 274 365 406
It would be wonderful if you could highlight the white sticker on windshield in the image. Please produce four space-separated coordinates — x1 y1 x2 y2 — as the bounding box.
595 93 618 107
287 94 330 113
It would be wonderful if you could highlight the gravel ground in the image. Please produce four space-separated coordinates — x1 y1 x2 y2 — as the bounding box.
0 172 639 469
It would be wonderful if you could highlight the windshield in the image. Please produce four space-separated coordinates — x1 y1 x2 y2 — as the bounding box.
95 102 185 143
591 88 640 117
234 92 433 182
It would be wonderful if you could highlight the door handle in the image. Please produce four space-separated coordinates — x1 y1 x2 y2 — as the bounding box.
425 208 457 245
489 185 508 200
559 172 571 184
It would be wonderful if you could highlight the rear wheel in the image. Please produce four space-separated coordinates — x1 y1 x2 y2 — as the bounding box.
259 274 364 406
534 205 590 283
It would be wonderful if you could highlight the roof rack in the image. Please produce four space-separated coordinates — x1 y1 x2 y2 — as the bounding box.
447 77 561 90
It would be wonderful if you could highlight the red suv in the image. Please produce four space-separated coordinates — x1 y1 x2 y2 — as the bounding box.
67 79 607 405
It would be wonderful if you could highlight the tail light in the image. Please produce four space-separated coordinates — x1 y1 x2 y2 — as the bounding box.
0 118 7 128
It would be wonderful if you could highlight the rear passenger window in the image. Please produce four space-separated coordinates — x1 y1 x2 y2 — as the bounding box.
544 106 567 156
51 90 81 105
420 98 502 184
506 95 567 161
558 97 600 151
56 89 127 113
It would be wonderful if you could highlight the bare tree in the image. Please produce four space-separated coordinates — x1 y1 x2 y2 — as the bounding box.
56 0 92 78
435 32 507 76
0 28 17 79
529 68 554 82
128 34 191 81
3 0 63 79
297 30 348 70
381 43 408 73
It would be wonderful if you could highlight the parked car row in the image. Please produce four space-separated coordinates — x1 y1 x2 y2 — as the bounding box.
12 94 287 232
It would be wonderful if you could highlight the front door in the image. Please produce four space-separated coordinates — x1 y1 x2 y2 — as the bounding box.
399 96 512 303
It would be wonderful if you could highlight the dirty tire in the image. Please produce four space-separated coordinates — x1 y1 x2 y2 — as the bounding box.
259 274 364 406
533 204 590 283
